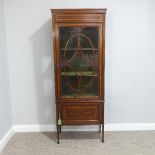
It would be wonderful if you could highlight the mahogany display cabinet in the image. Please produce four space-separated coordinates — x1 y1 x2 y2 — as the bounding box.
51 9 106 144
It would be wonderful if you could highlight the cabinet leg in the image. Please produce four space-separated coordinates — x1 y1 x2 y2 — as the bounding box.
60 126 61 134
57 126 60 144
101 124 104 143
99 124 101 133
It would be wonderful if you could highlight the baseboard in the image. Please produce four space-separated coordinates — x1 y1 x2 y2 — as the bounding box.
13 123 155 132
13 125 56 132
0 127 14 152
13 125 98 132
106 123 155 131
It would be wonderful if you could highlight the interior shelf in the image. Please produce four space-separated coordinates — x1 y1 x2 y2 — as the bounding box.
61 71 98 76
62 92 98 98
60 48 98 51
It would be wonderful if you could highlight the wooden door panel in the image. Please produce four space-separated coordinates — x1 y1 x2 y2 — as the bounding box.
60 104 101 125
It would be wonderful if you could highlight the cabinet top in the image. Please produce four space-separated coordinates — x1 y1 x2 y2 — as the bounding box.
51 9 107 14
51 9 106 23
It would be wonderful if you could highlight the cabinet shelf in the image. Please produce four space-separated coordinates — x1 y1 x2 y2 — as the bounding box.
61 71 98 76
62 93 98 98
60 48 98 51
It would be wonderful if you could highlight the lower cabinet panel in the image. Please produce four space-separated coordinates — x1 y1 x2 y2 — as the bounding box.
59 104 102 125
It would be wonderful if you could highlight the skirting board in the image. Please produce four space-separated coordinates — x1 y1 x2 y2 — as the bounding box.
13 123 155 132
0 127 14 152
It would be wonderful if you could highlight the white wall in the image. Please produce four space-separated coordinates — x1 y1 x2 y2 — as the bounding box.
0 0 12 140
4 0 155 125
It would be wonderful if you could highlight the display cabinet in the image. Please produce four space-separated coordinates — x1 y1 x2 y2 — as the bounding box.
51 9 106 143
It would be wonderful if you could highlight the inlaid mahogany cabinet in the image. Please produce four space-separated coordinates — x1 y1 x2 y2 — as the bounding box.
51 9 106 144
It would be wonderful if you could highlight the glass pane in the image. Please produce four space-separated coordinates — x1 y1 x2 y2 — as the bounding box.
59 27 99 98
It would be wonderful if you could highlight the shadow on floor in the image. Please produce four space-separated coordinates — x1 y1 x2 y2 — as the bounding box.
42 131 100 142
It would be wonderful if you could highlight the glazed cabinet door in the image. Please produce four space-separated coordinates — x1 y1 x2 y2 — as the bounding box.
54 23 104 100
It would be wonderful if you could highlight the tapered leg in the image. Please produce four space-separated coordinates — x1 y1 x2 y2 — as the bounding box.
101 124 104 143
57 126 60 144
99 124 101 133
60 126 61 134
